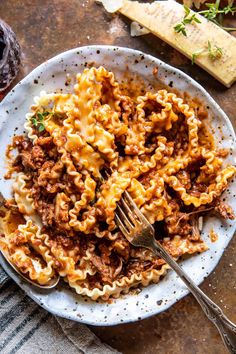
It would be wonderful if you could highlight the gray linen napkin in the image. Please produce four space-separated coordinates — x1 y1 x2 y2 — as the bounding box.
0 267 120 354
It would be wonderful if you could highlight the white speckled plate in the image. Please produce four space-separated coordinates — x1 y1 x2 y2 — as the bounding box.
0 46 235 326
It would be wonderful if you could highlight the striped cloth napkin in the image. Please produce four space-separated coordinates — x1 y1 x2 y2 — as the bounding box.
0 267 119 354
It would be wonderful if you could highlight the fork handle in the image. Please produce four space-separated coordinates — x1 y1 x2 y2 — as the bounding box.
152 240 236 353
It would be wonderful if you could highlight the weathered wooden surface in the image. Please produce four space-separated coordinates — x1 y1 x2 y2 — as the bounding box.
0 1 235 353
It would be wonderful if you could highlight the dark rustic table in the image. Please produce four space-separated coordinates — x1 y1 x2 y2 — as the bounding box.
0 1 235 353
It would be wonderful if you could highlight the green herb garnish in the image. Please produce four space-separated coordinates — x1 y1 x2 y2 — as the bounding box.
174 23 187 37
191 49 205 64
175 1 236 35
191 40 223 65
207 40 223 60
174 5 201 37
31 111 50 132
199 0 236 22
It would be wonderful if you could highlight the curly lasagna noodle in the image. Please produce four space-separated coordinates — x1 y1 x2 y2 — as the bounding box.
0 66 235 300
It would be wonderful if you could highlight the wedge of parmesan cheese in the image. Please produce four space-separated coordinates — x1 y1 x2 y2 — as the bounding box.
98 0 236 87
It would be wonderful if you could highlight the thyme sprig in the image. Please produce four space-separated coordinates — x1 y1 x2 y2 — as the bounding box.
198 0 236 21
174 5 201 36
207 40 223 60
31 111 49 132
191 48 205 65
174 0 236 36
191 40 223 64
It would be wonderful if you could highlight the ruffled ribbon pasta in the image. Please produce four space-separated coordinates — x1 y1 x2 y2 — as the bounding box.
1 66 235 299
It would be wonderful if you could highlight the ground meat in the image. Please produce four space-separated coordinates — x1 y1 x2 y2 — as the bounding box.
216 148 229 158
173 126 189 153
126 259 154 277
35 199 55 226
20 145 45 171
31 145 44 163
166 211 192 236
55 193 70 224
190 183 208 197
10 230 26 246
98 243 112 264
12 136 32 151
120 95 135 122
214 201 235 220
165 199 201 240
36 136 53 146
56 235 74 248
176 170 191 189
12 137 45 171
188 215 201 241
54 234 80 250
90 242 124 283
20 150 36 170
12 155 22 168
112 234 130 261
11 135 55 173
90 255 113 283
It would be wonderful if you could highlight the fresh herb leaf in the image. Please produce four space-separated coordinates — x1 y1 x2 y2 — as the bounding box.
191 41 223 65
191 49 205 64
38 123 45 132
174 23 187 36
191 51 202 65
174 5 201 36
42 111 50 117
183 18 192 24
207 40 212 52
191 53 197 65
37 112 44 122
207 40 223 60
183 4 190 17
198 0 236 31
201 0 220 21
176 0 236 36
31 117 38 127
223 5 236 15
31 111 48 133
192 16 201 24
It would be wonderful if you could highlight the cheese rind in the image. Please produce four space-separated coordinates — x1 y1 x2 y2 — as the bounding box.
100 0 236 87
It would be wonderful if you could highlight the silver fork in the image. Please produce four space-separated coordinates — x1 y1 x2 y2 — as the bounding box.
115 190 236 353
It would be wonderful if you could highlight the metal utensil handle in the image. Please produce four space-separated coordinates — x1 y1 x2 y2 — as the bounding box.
152 240 236 353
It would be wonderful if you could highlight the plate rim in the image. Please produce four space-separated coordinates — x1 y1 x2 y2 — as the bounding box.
0 45 235 326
